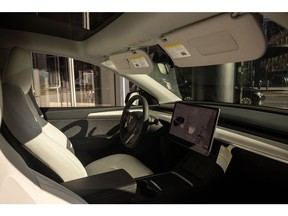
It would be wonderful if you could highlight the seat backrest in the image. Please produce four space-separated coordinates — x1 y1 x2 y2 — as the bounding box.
2 47 88 182
0 70 87 203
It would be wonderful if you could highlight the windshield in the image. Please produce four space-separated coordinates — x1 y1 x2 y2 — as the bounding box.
148 19 288 110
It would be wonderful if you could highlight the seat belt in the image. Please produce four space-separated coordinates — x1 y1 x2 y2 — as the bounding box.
28 88 44 118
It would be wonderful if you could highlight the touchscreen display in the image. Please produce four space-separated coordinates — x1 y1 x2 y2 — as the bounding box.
169 102 220 156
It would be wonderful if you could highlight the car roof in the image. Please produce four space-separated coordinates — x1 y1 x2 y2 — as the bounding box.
0 12 220 65
0 12 287 69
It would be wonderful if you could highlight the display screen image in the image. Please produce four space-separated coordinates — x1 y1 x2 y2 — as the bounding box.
169 102 220 156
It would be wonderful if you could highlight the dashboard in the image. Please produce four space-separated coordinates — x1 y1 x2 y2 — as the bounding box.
149 103 288 165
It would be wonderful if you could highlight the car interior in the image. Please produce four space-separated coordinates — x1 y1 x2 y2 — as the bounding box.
0 12 288 205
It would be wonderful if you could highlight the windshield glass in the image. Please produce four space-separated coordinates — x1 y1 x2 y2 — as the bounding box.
148 18 288 110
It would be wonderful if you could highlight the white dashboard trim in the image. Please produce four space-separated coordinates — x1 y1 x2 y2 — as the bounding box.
88 110 123 118
216 126 288 165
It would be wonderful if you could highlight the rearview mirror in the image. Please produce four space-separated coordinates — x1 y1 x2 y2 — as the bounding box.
157 63 170 74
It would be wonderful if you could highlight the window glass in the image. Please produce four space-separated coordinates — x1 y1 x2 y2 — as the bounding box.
32 53 130 107
148 16 288 110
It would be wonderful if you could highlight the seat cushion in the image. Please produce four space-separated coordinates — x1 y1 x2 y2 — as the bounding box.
0 134 87 204
85 154 153 178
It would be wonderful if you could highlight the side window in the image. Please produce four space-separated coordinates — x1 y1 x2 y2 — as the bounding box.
32 53 131 107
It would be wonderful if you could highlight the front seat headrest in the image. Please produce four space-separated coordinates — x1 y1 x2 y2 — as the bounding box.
2 47 33 94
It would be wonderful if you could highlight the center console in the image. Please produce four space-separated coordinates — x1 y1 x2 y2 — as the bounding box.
132 171 194 203
127 102 222 203
61 169 137 204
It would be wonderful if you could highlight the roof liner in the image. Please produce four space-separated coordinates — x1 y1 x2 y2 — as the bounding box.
0 13 122 41
0 12 247 66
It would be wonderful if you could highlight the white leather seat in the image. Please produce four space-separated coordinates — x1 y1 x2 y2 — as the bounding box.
2 47 153 182
0 75 87 204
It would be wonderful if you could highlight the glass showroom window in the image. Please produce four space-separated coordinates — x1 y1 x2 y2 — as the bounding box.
148 16 288 109
32 53 129 107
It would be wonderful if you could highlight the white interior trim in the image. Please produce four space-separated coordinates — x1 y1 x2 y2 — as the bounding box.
215 126 288 164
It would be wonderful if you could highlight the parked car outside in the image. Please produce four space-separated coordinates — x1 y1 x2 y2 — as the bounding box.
235 86 265 105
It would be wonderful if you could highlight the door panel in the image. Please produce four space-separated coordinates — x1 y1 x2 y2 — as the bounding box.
42 107 125 165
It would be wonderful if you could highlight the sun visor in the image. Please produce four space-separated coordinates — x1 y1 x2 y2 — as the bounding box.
158 13 267 67
109 50 153 75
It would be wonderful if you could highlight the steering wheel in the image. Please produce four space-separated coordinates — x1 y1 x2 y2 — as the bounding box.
120 95 149 148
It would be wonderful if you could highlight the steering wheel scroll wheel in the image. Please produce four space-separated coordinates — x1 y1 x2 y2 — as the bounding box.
120 95 149 148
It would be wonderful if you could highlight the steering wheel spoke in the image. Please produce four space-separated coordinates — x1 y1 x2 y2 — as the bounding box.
123 130 134 145
123 127 139 145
